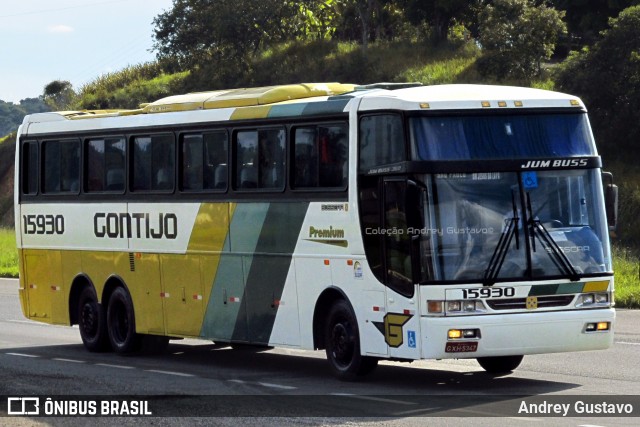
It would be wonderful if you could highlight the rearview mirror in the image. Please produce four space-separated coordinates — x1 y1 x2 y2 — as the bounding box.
602 171 618 232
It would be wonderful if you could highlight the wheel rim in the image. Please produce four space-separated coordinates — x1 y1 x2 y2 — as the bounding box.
330 320 354 367
80 302 98 338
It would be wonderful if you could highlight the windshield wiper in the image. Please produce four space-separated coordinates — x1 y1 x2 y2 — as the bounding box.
484 190 520 286
526 193 581 282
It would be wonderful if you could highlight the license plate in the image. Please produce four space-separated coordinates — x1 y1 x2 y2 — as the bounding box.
445 341 478 353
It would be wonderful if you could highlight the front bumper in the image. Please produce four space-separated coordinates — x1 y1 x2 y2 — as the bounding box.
421 308 615 359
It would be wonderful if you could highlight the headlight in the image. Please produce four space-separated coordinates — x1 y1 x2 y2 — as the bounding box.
580 294 595 305
447 301 461 312
427 300 486 315
577 292 611 307
595 293 608 304
463 301 477 312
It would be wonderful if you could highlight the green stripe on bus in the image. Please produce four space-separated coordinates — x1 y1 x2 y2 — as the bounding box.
200 202 309 344
528 284 559 296
556 282 585 294
234 202 309 344
200 203 270 341
528 282 586 296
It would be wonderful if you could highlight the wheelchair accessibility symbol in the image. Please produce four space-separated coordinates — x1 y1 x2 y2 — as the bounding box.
522 171 538 189
407 330 416 348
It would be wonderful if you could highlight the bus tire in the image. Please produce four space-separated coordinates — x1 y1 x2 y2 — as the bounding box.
325 300 378 380
106 287 141 354
77 286 110 352
477 355 524 374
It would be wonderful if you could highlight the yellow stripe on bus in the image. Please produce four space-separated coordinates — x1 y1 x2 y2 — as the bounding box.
583 280 609 292
187 203 236 253
230 106 272 120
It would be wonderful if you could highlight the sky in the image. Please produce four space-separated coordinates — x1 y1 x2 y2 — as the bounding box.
0 0 175 103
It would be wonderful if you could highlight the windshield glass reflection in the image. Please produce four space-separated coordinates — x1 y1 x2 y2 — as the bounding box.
415 170 611 283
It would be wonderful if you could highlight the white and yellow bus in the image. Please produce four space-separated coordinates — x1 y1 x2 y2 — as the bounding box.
14 83 617 379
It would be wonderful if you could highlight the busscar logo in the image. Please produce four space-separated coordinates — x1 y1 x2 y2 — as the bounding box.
8 397 40 415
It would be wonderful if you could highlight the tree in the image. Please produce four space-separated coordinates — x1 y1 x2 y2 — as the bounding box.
43 80 76 111
477 0 566 81
551 0 640 46
556 6 640 245
556 5 640 157
152 0 299 71
287 0 344 41
0 97 48 138
402 0 479 44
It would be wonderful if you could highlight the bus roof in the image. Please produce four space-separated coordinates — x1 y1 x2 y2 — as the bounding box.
20 83 586 135
355 84 585 111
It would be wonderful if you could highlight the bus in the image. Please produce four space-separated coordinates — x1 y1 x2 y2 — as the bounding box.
14 82 618 379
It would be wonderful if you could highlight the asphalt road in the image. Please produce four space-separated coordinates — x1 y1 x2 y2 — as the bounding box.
0 277 639 426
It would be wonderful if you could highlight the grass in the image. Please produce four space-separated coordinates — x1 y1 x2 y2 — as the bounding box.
612 246 640 308
0 228 18 278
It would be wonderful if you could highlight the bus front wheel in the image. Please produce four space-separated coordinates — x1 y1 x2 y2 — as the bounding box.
477 355 524 374
324 300 378 380
78 287 110 352
106 287 141 354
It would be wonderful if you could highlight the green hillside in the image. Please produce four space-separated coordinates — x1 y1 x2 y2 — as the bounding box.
0 133 15 229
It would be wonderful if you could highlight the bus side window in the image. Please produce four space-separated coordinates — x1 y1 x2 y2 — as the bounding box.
359 114 405 172
42 139 80 194
22 141 38 195
181 131 228 192
132 134 175 192
85 137 125 192
293 123 347 189
236 129 285 190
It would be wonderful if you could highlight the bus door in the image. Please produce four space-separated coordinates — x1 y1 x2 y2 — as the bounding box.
382 178 422 360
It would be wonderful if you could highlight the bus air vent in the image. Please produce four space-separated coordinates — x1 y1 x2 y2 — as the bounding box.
486 295 574 310
129 253 135 272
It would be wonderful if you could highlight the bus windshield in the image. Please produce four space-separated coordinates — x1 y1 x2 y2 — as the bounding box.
414 170 612 283
410 113 596 161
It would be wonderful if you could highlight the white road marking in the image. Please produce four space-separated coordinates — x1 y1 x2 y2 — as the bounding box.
53 358 85 363
5 352 40 358
257 382 297 390
146 369 195 377
615 341 640 346
395 407 442 415
331 393 416 406
95 363 135 369
228 379 297 390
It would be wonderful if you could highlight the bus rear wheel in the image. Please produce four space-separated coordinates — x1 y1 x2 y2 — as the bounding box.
477 355 524 374
78 287 110 352
106 287 141 354
324 300 378 380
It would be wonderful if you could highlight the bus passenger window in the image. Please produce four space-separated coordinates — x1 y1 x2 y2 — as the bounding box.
293 123 347 189
85 137 125 192
22 141 38 195
131 134 175 192
359 114 405 172
181 131 228 191
236 129 285 190
42 139 80 194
